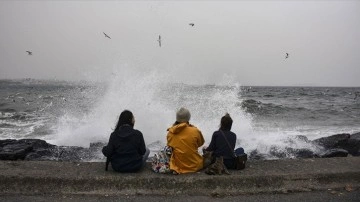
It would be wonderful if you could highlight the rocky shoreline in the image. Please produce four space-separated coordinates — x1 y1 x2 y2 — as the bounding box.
0 132 359 162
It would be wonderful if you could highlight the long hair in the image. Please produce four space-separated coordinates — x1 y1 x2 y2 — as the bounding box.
220 113 233 131
114 110 134 132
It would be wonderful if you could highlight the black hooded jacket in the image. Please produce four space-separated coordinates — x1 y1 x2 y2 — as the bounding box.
206 130 237 159
102 125 146 172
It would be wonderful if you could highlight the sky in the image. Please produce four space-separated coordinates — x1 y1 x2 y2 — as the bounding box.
0 0 359 87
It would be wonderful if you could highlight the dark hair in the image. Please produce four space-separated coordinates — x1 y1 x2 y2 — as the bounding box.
114 110 134 132
220 113 233 131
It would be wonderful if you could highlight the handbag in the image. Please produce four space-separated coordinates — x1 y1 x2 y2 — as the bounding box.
220 130 247 170
234 153 247 170
151 146 172 173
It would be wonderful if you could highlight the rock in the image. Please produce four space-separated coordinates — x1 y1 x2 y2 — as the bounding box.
312 133 350 149
89 142 106 149
56 146 87 161
269 146 287 158
321 149 348 158
332 132 360 156
0 139 48 160
0 139 105 161
347 133 360 156
1 133 358 162
16 139 55 149
248 150 268 160
286 148 319 158
351 132 360 139
336 138 360 156
0 143 33 160
311 132 360 156
268 146 318 159
25 148 57 161
294 135 311 143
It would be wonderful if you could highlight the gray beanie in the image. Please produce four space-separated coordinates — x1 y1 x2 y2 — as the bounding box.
176 107 191 122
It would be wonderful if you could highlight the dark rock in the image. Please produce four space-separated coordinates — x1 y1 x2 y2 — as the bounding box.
285 147 319 158
25 148 57 161
312 133 350 149
0 139 16 147
0 144 33 160
0 139 105 161
248 150 268 161
336 138 360 156
350 132 360 140
1 134 358 162
268 146 319 159
269 146 287 158
294 135 311 143
283 135 310 145
347 133 360 156
321 149 348 158
56 146 87 161
16 139 56 149
0 139 58 161
0 139 38 160
87 143 106 161
311 133 360 156
89 142 106 149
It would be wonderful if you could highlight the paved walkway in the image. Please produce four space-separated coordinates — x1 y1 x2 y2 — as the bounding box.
0 157 359 196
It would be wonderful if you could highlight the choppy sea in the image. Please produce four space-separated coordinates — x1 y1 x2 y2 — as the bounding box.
1 78 359 159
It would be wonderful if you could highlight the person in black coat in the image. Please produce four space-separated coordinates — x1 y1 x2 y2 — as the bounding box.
205 113 244 169
102 110 149 172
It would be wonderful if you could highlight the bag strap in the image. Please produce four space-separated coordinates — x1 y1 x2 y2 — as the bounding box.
219 130 236 158
105 157 110 171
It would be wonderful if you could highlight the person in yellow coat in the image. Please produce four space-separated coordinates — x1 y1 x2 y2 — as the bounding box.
167 107 205 174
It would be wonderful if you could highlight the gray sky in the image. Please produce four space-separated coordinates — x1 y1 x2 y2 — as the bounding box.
0 0 359 86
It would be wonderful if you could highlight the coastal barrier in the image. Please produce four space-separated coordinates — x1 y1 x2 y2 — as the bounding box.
0 157 359 196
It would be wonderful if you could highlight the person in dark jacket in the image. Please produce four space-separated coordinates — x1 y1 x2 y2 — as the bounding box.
205 113 244 169
102 110 149 172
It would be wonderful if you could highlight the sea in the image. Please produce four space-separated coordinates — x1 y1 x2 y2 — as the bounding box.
1 77 359 160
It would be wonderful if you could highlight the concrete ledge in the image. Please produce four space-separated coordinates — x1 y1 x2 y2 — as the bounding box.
0 157 359 196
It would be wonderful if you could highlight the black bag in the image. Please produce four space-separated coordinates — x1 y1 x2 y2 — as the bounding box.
220 130 247 170
234 153 247 170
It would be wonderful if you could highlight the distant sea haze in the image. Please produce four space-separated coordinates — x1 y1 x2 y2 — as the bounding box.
0 79 359 157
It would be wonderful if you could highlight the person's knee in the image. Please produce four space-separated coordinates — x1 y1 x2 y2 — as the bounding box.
143 147 150 161
145 147 150 156
235 147 244 156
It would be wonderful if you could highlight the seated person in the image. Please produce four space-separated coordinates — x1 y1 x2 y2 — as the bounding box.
205 113 244 169
167 107 205 174
102 110 149 172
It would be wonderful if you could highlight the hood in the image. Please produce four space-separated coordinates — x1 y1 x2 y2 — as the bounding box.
168 122 188 134
115 125 134 139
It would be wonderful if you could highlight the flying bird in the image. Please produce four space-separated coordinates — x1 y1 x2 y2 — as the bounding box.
26 51 32 55
157 35 161 47
103 32 111 39
189 23 195 27
285 53 289 59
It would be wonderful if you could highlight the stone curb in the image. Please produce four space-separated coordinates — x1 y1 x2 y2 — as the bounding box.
0 157 359 196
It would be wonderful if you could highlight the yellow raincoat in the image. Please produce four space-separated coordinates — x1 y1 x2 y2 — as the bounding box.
167 122 205 174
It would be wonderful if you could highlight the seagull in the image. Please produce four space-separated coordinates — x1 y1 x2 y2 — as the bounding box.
103 32 111 39
26 51 32 55
189 23 194 27
285 53 289 59
157 35 161 47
